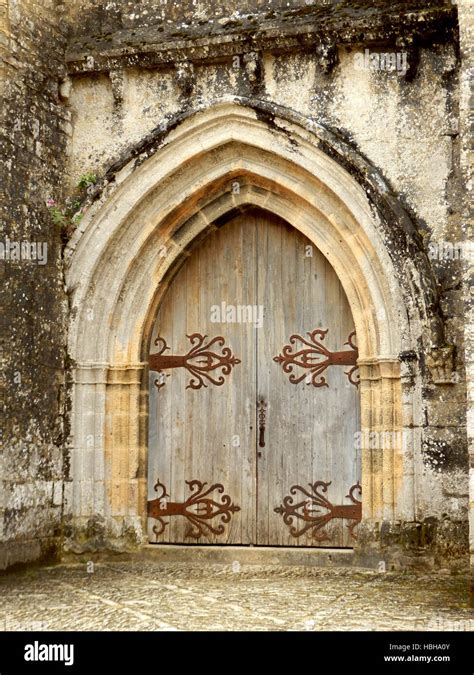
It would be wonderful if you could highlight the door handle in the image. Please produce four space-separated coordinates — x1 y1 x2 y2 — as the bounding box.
258 399 267 448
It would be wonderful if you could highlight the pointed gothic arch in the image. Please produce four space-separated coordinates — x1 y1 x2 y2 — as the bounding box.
64 100 435 552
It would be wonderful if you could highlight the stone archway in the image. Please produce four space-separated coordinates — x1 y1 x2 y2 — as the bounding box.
64 100 436 554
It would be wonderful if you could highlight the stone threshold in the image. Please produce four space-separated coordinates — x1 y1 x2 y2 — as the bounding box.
62 544 358 567
135 544 356 567
63 545 386 569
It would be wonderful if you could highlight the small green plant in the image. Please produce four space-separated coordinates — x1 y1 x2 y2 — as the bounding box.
47 173 97 237
76 172 97 190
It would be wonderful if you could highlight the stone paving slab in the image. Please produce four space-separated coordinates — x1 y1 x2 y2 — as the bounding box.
0 562 472 632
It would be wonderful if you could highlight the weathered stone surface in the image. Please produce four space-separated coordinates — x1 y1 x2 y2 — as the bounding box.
0 561 471 631
1 0 472 582
1 0 70 571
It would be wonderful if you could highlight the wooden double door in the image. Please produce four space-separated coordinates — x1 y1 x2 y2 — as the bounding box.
148 210 361 548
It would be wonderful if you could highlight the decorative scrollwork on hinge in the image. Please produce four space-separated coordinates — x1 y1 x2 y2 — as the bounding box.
273 329 359 388
149 333 241 390
274 481 362 541
148 478 241 540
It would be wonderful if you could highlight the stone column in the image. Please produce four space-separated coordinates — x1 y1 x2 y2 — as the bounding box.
359 359 403 522
105 365 147 526
66 364 146 551
67 365 107 546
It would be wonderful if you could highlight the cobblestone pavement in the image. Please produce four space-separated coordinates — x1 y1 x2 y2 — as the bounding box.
0 562 472 632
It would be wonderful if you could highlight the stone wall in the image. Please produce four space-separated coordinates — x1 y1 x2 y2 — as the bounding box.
62 0 469 568
1 0 70 569
1 0 471 573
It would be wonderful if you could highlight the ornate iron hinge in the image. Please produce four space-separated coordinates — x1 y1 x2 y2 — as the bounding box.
149 333 241 390
273 329 359 388
274 480 362 541
148 477 241 540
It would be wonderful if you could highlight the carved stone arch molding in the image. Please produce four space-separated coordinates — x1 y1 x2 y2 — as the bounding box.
65 98 440 555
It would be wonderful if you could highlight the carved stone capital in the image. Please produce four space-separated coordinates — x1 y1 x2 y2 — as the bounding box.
59 76 72 101
242 51 259 81
109 69 124 107
175 61 195 97
242 51 263 95
426 345 456 384
395 36 419 80
315 41 338 74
